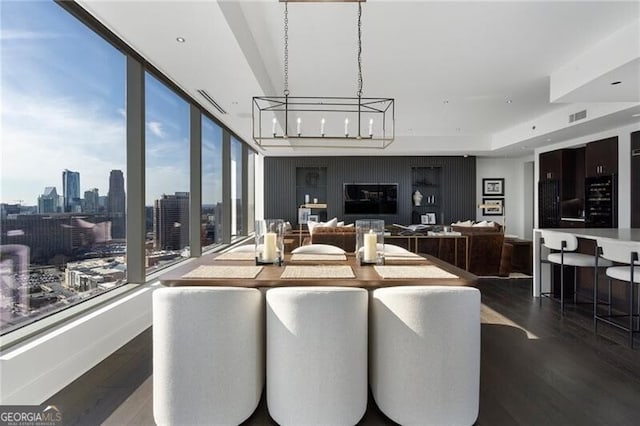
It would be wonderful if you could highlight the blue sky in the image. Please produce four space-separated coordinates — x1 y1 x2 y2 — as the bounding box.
1 0 223 206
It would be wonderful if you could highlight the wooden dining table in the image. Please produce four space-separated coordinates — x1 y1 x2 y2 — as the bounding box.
159 252 477 289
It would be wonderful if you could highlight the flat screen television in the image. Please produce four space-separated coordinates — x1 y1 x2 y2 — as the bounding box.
344 183 398 215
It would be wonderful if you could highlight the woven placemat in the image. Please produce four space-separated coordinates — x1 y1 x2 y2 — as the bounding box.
384 251 423 259
214 252 255 261
374 265 458 279
281 265 355 279
290 254 347 261
384 256 428 265
183 265 263 279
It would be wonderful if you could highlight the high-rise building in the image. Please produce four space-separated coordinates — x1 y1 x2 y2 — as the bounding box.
153 192 189 251
83 188 100 213
0 213 111 264
62 169 81 213
107 170 126 239
37 187 61 213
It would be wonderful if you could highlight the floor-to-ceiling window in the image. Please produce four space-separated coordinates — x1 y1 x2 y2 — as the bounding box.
0 0 126 333
0 1 258 336
247 150 256 234
144 73 190 273
231 137 244 238
202 116 223 249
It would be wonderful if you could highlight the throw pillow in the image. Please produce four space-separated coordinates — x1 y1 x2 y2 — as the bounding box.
292 244 346 254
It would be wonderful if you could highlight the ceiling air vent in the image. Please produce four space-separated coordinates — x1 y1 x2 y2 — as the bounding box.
197 90 227 115
569 109 587 123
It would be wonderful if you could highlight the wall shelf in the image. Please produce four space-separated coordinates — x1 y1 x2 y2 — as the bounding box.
411 166 443 224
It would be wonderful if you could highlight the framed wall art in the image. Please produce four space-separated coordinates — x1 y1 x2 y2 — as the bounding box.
481 198 504 216
482 178 504 196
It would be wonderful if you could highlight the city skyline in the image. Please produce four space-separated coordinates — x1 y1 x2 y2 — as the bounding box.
1 1 224 207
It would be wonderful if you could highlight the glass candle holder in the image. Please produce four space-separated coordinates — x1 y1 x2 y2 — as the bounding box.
356 219 385 264
255 219 284 266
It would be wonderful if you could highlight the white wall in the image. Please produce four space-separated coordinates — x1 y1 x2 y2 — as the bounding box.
0 284 156 404
533 122 640 229
476 156 534 240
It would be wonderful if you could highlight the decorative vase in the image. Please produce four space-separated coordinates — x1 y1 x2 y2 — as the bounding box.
413 190 423 206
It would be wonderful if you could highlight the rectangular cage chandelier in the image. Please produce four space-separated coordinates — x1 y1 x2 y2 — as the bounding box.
252 96 394 149
252 0 395 149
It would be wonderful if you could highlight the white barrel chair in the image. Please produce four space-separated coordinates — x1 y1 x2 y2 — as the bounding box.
370 286 481 426
266 287 368 426
153 286 264 425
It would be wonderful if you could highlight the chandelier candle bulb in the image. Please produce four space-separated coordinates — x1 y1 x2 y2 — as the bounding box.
263 232 277 262
364 230 377 263
369 118 373 137
345 118 349 136
296 117 301 136
321 118 325 136
272 118 277 136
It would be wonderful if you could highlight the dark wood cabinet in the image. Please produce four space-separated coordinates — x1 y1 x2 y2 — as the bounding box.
632 131 640 227
539 150 563 180
539 148 586 227
585 137 618 177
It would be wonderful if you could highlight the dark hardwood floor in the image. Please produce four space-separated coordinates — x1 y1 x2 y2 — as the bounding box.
45 278 640 425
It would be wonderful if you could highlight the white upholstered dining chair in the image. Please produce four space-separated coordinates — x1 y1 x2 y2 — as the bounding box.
370 286 481 426
153 286 264 425
266 286 368 425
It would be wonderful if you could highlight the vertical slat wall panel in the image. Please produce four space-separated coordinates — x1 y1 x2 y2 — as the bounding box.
264 156 476 225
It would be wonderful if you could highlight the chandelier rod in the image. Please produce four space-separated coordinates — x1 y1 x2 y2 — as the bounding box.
357 0 362 137
283 0 289 136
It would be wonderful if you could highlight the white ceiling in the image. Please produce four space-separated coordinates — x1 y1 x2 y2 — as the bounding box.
78 0 640 157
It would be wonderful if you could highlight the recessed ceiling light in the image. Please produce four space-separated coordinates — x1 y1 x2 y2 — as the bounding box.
176 37 186 43
610 81 622 85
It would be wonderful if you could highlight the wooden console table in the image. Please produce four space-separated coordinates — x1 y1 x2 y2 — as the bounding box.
386 234 469 271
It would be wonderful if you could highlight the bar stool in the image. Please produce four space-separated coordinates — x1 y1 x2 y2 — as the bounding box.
539 231 611 315
594 239 640 348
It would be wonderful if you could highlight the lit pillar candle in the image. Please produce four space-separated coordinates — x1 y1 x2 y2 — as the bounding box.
344 118 349 136
368 118 374 137
263 232 277 261
272 118 277 136
296 117 301 136
320 118 325 136
364 230 377 263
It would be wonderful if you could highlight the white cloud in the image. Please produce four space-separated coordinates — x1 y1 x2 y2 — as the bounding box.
1 89 126 204
146 121 165 138
0 29 62 41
